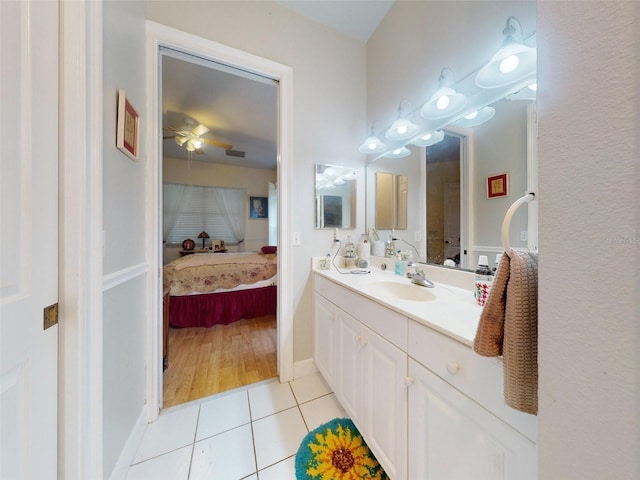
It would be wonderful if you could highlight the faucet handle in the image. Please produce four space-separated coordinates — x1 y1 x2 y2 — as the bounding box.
414 265 424 275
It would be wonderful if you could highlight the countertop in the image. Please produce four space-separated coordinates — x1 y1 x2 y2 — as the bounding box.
312 257 483 347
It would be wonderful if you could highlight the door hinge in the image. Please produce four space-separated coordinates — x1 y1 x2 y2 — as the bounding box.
43 303 58 330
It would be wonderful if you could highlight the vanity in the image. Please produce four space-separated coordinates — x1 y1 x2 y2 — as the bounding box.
313 259 537 480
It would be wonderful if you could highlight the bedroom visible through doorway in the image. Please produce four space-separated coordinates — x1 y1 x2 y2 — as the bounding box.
160 48 279 408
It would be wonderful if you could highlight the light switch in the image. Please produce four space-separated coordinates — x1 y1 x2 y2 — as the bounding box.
292 231 301 246
520 230 528 241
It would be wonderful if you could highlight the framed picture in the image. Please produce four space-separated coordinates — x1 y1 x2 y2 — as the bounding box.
116 89 139 161
487 172 509 199
249 196 268 219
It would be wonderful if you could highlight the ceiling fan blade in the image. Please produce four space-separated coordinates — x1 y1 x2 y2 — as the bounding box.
192 124 210 137
202 138 233 150
162 136 176 140
164 126 180 133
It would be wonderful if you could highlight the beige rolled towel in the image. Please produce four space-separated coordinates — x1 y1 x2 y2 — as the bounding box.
473 250 538 415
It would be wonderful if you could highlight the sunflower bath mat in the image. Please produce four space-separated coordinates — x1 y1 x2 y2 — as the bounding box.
295 417 389 480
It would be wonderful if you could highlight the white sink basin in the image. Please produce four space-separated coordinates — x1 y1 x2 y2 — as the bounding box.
366 281 436 302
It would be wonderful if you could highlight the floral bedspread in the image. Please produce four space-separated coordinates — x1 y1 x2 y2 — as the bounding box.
163 252 277 296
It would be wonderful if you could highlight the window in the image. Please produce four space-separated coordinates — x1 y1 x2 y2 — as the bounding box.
163 183 245 246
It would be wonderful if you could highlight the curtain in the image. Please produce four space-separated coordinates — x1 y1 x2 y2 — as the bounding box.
213 187 246 251
163 184 187 240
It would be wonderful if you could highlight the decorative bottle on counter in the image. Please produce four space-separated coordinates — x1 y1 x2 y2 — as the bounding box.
474 255 493 306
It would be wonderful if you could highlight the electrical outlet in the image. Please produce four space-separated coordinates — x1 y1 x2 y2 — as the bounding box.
520 230 528 241
292 231 301 246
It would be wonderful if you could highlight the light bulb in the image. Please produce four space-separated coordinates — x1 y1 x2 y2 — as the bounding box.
192 138 203 149
367 142 376 150
464 111 479 120
397 125 408 135
528 83 537 91
421 133 432 141
436 95 450 110
393 148 403 155
499 54 520 73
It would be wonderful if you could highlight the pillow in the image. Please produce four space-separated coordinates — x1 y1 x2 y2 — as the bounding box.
261 246 277 254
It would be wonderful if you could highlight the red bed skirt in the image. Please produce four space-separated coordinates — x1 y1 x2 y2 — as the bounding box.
169 286 277 328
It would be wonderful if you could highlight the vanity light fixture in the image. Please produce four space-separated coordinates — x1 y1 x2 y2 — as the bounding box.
385 100 419 141
411 129 445 147
358 123 387 154
384 146 411 159
475 16 537 89
452 106 496 128
420 68 468 120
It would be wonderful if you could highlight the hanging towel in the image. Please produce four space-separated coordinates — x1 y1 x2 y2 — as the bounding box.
473 250 538 415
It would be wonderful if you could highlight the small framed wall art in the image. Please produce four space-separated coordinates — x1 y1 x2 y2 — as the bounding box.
487 172 509 199
249 196 268 219
116 89 139 161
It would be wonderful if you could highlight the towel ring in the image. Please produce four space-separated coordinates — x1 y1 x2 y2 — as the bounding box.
501 192 535 255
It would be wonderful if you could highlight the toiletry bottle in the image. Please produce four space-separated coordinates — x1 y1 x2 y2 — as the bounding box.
394 251 406 276
492 253 502 275
319 253 331 270
474 255 493 306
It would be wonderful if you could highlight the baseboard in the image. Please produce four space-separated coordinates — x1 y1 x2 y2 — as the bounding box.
293 358 318 379
108 405 148 480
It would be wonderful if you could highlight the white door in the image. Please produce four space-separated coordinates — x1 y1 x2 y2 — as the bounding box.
0 2 59 479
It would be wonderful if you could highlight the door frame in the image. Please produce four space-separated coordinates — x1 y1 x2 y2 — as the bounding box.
145 21 294 419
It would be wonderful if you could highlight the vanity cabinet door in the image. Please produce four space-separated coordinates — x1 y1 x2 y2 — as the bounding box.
336 310 365 426
313 292 338 389
363 327 408 480
408 359 537 480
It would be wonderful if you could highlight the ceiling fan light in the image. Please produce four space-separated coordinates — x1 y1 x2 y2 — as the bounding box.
192 138 203 149
175 136 187 147
186 139 195 152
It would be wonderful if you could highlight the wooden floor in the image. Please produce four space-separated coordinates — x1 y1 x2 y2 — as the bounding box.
163 314 277 408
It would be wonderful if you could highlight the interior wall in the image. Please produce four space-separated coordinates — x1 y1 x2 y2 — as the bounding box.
102 0 147 477
162 157 276 261
537 2 639 478
147 1 367 362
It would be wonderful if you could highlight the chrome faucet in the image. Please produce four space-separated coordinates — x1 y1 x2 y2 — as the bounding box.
407 265 435 288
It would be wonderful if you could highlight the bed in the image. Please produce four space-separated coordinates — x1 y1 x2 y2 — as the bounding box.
163 250 277 328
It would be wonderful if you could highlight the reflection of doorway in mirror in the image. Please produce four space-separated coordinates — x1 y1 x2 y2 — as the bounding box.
426 134 461 265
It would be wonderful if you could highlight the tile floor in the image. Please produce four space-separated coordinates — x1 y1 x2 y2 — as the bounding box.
125 372 346 480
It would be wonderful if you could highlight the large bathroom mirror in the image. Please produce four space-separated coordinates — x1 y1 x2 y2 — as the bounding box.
315 163 357 229
366 99 537 271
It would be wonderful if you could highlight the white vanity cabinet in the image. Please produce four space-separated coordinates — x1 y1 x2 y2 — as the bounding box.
312 272 537 480
408 358 537 479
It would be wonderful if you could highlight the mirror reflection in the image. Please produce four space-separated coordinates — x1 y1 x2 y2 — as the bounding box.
315 163 357 229
374 172 408 230
366 99 535 271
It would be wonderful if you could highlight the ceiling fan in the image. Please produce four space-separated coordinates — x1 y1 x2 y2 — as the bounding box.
163 119 233 155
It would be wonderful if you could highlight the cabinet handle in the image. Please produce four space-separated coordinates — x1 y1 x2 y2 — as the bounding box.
446 362 461 375
405 376 415 387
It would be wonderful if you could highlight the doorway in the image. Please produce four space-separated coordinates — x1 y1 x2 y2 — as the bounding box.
146 23 294 417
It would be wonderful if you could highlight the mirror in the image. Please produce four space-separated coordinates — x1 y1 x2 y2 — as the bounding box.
366 99 535 271
315 163 357 229
375 172 408 230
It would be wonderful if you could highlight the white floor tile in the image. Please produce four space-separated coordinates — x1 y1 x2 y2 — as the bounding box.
258 455 296 480
290 372 332 404
126 445 191 480
196 390 250 441
189 424 256 480
299 393 347 432
248 381 296 420
133 405 200 463
252 407 307 470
